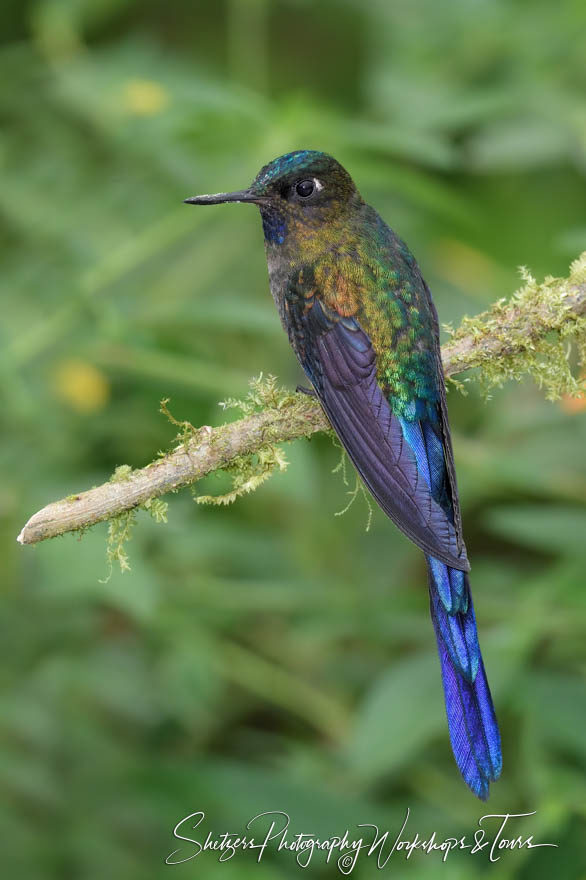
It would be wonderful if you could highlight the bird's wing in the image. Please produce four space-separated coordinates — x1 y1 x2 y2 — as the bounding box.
287 288 469 570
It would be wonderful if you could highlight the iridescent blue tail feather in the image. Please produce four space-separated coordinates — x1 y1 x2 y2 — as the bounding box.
398 412 501 797
427 560 502 799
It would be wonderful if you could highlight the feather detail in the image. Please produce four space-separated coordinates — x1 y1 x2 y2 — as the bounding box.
428 561 502 798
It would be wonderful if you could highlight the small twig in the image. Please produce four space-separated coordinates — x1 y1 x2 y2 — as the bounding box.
17 399 329 545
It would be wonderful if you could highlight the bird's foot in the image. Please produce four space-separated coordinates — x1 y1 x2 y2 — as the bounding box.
296 385 317 398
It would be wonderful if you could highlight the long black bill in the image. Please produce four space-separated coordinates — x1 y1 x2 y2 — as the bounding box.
183 189 263 206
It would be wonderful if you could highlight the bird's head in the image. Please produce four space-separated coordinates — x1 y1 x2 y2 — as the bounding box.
185 150 361 247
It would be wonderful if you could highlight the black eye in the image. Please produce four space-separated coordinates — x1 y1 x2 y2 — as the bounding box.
295 179 315 198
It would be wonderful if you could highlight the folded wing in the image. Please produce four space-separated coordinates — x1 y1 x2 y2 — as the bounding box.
294 296 469 570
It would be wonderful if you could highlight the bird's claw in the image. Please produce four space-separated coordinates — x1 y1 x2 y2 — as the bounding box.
296 385 317 398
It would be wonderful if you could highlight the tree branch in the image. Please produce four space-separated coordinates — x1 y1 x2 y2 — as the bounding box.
17 254 586 547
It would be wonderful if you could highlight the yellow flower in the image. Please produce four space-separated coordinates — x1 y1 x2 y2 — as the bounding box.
52 359 110 413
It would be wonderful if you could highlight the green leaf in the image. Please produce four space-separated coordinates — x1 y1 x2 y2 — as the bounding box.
484 505 586 554
346 651 444 782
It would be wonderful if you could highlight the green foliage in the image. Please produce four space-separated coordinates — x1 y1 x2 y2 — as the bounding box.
2 1 586 878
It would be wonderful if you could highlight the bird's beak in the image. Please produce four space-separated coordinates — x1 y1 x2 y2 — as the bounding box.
183 189 266 206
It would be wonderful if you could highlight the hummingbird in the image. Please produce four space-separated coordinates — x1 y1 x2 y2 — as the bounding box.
185 150 502 799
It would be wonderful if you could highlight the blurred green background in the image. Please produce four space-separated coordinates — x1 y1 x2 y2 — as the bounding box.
2 0 586 877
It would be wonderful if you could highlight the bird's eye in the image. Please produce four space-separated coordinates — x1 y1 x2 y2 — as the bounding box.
295 179 315 198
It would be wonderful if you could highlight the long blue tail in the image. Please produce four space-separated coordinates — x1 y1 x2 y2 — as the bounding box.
398 413 501 796
426 557 502 799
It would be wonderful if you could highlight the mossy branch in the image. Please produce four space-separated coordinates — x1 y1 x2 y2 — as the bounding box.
17 254 586 550
442 253 586 396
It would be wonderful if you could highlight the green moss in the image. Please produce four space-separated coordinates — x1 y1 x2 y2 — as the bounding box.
100 509 137 582
100 376 302 569
193 374 312 505
331 438 373 530
143 497 168 523
110 464 133 482
159 398 199 447
445 253 586 400
100 498 169 579
219 372 298 416
101 464 170 577
195 443 288 506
